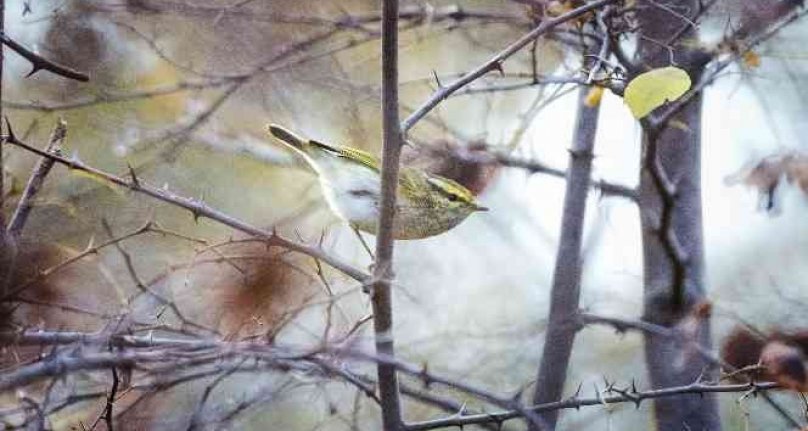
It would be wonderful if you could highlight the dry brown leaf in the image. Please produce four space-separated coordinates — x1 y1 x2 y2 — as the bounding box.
760 340 808 391
722 326 808 392
725 152 808 211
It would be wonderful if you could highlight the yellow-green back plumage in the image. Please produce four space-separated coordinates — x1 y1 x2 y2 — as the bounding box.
268 124 379 172
267 124 487 239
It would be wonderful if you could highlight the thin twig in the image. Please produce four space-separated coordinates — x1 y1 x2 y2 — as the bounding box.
648 5 808 131
2 124 370 283
401 0 620 133
441 145 638 200
7 119 67 239
89 367 119 431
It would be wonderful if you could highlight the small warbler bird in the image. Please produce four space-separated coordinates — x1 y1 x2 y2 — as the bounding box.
267 124 487 240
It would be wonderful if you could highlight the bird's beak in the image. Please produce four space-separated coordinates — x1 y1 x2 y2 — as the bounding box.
474 204 489 212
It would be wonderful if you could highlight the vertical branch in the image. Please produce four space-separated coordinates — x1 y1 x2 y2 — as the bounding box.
373 0 404 430
636 1 720 429
0 0 10 321
0 0 4 232
530 82 602 429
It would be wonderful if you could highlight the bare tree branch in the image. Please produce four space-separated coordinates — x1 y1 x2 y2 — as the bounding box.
0 32 89 82
7 119 66 239
0 0 10 319
406 380 779 430
401 0 620 133
635 0 720 426
373 1 404 429
531 49 604 430
2 124 370 283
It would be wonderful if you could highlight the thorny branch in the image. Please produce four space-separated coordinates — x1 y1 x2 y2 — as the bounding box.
92 2 527 28
3 5 528 112
582 312 804 428
427 126 639 201
0 328 788 430
0 32 89 82
406 380 779 430
1 122 370 283
639 4 808 309
531 31 606 429
401 0 622 133
7 119 67 239
373 1 404 429
648 6 808 131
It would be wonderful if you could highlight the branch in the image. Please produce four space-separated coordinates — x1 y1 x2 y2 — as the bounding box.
531 56 604 429
332 347 550 430
582 312 804 428
0 0 10 310
0 0 4 234
1 123 370 284
6 119 67 239
0 32 89 82
3 79 232 112
1 328 784 431
648 4 808 131
406 380 779 430
400 0 620 133
373 1 404 429
92 2 527 28
436 143 638 200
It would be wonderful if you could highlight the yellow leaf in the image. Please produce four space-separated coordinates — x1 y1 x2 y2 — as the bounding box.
624 66 691 119
743 50 761 69
584 86 604 108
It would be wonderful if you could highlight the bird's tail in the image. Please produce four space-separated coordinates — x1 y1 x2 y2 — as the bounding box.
267 124 308 150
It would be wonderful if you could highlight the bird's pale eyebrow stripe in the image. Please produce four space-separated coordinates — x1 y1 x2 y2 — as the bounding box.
426 177 474 203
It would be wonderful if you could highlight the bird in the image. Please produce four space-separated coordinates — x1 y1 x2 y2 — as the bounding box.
267 124 487 240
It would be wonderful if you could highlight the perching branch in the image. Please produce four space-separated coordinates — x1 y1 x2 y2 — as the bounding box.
372 1 404 429
1 122 370 284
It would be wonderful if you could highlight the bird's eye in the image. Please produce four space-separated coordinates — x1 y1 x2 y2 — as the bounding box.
447 193 459 202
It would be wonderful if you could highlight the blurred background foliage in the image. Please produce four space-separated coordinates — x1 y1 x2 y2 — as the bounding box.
3 0 808 429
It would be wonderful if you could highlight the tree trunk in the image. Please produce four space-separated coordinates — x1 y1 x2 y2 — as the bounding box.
531 84 601 430
636 1 721 429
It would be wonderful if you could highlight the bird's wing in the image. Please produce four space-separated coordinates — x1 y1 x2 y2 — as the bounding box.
309 140 380 172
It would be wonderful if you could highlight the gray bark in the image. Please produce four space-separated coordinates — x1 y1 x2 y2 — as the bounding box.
373 0 404 430
636 1 721 429
531 84 601 430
